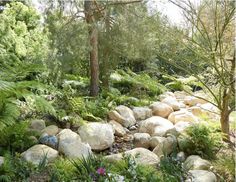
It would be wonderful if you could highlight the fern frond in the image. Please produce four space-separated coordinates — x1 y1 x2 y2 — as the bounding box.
34 96 56 116
0 99 20 131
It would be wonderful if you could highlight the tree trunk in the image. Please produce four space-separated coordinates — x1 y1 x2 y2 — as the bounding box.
89 27 99 96
84 0 99 96
220 89 231 141
220 107 230 141
101 9 111 89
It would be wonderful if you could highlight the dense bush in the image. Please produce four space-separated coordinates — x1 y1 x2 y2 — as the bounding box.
50 158 76 182
159 155 187 182
0 122 38 155
110 70 166 98
178 123 222 159
213 149 235 182
0 154 36 181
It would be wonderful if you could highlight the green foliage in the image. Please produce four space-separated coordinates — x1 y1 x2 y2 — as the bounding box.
108 154 161 182
50 158 76 182
70 155 115 182
164 75 203 92
0 2 49 71
111 70 166 98
213 151 235 182
159 155 187 182
0 154 36 181
68 96 109 121
0 122 38 154
179 123 222 159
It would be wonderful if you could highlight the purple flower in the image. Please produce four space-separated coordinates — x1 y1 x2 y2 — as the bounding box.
96 167 106 175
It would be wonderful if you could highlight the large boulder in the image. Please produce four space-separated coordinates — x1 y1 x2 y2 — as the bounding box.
108 111 126 125
186 170 217 182
78 123 114 151
150 102 173 118
30 119 46 131
149 136 166 149
199 103 220 118
189 106 204 117
160 92 175 100
161 97 181 111
41 125 59 136
184 155 211 170
139 116 174 136
184 96 206 106
57 129 92 158
132 107 152 120
108 106 136 128
21 144 58 165
168 110 198 124
153 135 177 157
174 91 187 100
109 120 126 137
133 133 150 149
115 105 136 127
174 121 191 133
105 148 160 166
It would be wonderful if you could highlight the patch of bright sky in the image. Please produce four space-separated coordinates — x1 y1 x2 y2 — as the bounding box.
147 0 201 26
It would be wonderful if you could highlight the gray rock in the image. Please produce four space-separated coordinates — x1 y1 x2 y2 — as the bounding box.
176 151 186 162
132 107 152 120
165 127 180 137
109 120 126 137
150 101 173 118
153 135 177 157
57 129 92 158
78 122 114 151
161 97 181 111
133 133 151 148
175 121 191 133
184 96 206 106
139 116 174 136
168 110 198 124
184 155 211 170
149 136 166 149
129 125 137 130
105 148 160 166
30 119 46 131
41 125 59 136
186 170 217 182
115 105 136 127
39 133 58 149
108 111 126 126
21 144 58 165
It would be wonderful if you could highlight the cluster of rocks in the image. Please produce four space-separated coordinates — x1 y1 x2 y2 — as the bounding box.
0 91 220 181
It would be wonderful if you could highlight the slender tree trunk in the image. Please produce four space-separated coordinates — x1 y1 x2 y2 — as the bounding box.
220 89 231 141
101 9 111 89
84 0 99 96
89 27 99 96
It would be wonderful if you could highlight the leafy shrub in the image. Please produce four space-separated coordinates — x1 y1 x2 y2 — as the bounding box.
159 155 187 182
71 155 115 182
108 154 161 182
213 151 235 182
178 123 222 159
68 96 109 121
0 122 38 155
0 154 36 181
110 70 166 98
164 75 202 92
50 158 76 182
